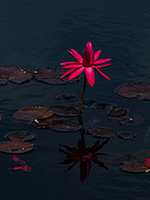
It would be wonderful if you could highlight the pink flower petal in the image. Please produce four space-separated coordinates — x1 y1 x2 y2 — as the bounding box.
96 68 111 80
70 49 83 62
10 166 24 171
11 155 26 164
85 67 95 87
93 63 113 69
94 58 111 64
68 67 85 80
68 50 83 62
60 68 77 79
61 61 80 65
144 157 150 168
94 50 101 61
62 64 82 69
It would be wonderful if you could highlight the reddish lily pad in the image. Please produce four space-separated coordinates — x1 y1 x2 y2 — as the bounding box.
49 105 78 117
116 82 150 100
87 127 117 138
34 67 81 85
109 108 127 116
13 107 53 121
0 141 33 153
82 99 115 110
118 155 138 164
121 163 147 173
57 93 77 102
0 116 2 121
0 65 33 85
118 131 136 139
7 131 36 141
50 119 82 132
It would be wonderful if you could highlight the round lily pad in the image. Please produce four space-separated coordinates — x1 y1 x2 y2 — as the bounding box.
109 108 127 116
0 65 33 85
50 119 82 132
57 93 77 102
0 141 34 153
116 82 150 100
49 105 78 117
118 155 138 164
13 107 53 121
118 131 136 139
87 127 117 138
121 163 147 173
7 131 36 141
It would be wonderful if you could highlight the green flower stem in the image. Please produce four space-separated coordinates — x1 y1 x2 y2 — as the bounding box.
78 74 87 114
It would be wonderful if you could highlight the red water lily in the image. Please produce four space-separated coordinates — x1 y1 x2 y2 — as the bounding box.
60 42 112 86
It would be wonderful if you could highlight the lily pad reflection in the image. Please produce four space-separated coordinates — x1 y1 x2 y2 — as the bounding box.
7 131 36 142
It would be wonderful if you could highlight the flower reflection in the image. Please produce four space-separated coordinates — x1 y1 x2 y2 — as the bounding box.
59 138 109 183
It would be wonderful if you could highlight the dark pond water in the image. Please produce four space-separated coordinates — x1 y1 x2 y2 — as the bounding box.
0 0 150 199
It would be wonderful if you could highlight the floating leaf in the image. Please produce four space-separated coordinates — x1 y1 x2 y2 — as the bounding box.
87 127 117 138
7 131 36 141
121 163 147 173
116 82 150 100
109 108 127 116
82 99 115 110
13 107 53 121
34 67 81 85
0 65 33 85
0 116 2 121
49 105 78 117
118 131 136 139
144 157 150 168
50 119 82 132
31 116 63 129
0 141 33 153
118 155 137 164
57 93 77 102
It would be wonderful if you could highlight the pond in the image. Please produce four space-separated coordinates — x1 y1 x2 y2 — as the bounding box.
0 0 150 199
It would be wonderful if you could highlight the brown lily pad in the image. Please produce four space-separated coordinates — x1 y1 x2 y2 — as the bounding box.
116 82 150 100
118 155 138 164
87 127 117 138
109 108 127 116
57 93 77 102
121 163 147 173
34 67 81 85
13 107 53 121
0 65 33 85
0 116 2 121
50 119 82 132
7 131 36 141
49 105 78 117
118 131 136 139
0 141 33 153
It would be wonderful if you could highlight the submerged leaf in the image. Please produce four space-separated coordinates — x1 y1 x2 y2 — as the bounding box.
0 141 33 153
118 131 136 139
82 99 115 110
7 131 36 141
57 93 77 102
116 82 150 100
49 105 78 117
118 155 138 164
87 127 117 138
0 65 33 85
109 108 127 116
121 163 147 173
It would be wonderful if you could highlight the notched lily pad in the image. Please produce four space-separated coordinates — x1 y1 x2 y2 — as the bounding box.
50 119 82 132
7 131 36 141
0 65 33 85
82 99 115 110
116 82 150 100
118 155 138 164
121 163 147 173
13 106 53 121
109 108 127 116
49 105 78 117
0 141 33 153
118 131 136 139
87 127 117 138
57 93 77 102
34 67 81 85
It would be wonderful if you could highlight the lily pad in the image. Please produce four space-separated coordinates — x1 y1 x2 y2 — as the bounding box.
0 116 2 121
0 65 33 85
109 108 127 116
34 67 81 85
118 155 138 164
0 141 33 153
50 119 82 132
116 82 150 100
87 127 117 138
82 99 115 110
57 93 77 102
7 131 36 141
121 163 147 173
49 105 78 117
118 131 136 139
13 107 53 121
